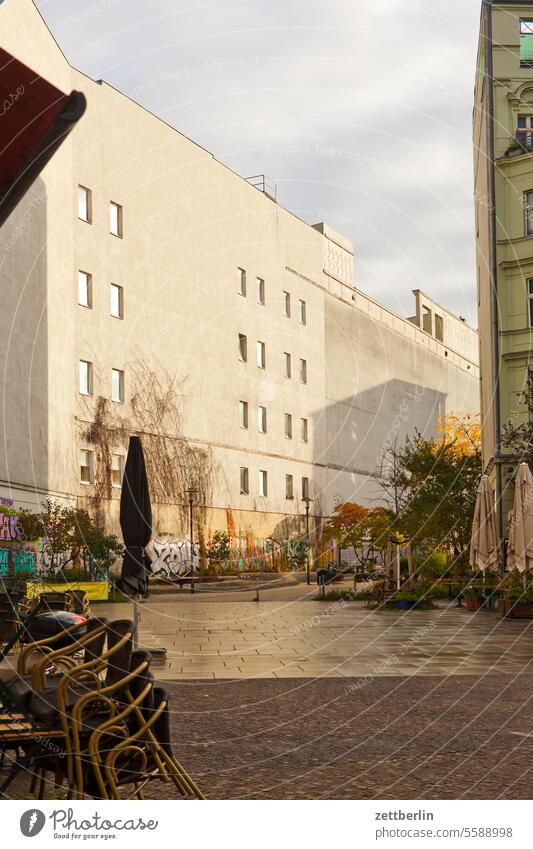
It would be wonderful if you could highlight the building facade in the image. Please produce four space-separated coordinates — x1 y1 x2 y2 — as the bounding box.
0 0 479 548
474 0 533 540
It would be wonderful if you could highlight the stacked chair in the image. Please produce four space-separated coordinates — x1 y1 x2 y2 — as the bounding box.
0 616 204 800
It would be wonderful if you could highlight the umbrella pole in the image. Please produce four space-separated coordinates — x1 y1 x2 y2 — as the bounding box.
133 596 140 651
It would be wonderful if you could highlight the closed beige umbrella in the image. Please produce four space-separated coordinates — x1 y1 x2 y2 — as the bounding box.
507 463 533 574
470 475 499 572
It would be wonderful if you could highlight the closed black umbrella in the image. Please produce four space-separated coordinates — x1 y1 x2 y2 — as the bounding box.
120 436 152 598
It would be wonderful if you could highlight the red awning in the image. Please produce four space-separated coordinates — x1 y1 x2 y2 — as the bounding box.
0 48 86 224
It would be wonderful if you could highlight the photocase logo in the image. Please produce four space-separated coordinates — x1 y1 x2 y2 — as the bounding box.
20 809 46 838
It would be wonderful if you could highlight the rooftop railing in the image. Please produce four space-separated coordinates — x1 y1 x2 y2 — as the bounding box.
246 174 277 201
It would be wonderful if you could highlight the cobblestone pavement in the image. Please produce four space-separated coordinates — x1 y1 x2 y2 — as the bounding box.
4 674 532 800
3 602 533 800
97 599 533 679
144 673 533 799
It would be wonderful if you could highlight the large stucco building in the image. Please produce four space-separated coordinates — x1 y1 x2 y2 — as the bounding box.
474 0 533 540
0 0 479 548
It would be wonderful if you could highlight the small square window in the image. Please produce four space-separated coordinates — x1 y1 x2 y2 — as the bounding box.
78 271 92 308
111 368 125 403
79 360 92 396
238 333 248 362
237 267 246 296
301 417 308 443
259 470 268 497
258 405 267 433
284 352 291 378
285 474 294 500
302 477 309 499
110 283 124 318
299 299 307 325
300 358 307 384
284 413 292 439
111 453 124 487
109 201 123 237
78 186 91 223
257 277 265 305
283 291 291 317
239 400 248 429
257 340 266 369
80 449 94 484
240 466 249 495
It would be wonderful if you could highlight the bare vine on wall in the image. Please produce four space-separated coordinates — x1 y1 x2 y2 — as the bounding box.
79 363 215 529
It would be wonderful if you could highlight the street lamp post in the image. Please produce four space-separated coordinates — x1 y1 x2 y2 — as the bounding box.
303 496 313 585
359 534 372 592
185 488 199 594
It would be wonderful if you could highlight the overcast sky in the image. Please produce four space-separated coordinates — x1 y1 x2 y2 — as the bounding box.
36 0 481 324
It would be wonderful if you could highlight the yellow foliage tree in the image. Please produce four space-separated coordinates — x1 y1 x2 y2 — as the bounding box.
435 413 481 457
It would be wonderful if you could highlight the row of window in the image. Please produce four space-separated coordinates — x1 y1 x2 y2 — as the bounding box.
239 401 308 441
80 361 125 402
78 186 123 237
78 273 124 317
80 447 310 502
240 467 310 499
238 335 307 381
80 449 123 486
237 268 307 323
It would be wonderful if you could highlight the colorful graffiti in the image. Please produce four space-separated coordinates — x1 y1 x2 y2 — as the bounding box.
0 512 21 541
0 545 37 577
149 537 199 579
228 536 309 570
0 503 37 576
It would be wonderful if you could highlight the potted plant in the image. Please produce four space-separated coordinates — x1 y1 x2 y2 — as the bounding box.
392 580 435 610
503 579 533 618
463 585 485 610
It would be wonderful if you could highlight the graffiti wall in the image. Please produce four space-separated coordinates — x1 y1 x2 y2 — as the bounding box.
0 499 37 578
149 536 199 579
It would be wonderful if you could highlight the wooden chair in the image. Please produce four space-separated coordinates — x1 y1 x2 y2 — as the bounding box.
1 620 204 800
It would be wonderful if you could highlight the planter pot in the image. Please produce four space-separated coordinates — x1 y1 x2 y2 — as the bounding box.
26 580 109 601
502 599 533 618
394 600 416 609
465 598 483 610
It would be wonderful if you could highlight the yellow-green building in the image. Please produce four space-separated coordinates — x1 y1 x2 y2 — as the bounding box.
474 0 533 543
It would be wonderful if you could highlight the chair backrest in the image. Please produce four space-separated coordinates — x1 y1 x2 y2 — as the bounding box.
128 650 155 720
151 686 172 754
39 592 73 612
104 620 136 688
65 590 90 617
0 599 20 643
82 617 108 664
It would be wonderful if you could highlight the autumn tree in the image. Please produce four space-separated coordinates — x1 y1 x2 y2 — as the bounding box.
324 503 393 575
389 415 482 570
19 500 122 579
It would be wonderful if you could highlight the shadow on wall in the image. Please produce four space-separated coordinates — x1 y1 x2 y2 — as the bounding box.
313 378 447 508
0 178 48 509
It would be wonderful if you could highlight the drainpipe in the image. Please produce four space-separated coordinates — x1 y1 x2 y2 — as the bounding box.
486 1 504 553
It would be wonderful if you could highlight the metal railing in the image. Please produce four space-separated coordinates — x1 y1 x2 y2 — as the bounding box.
246 174 277 200
516 131 533 151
